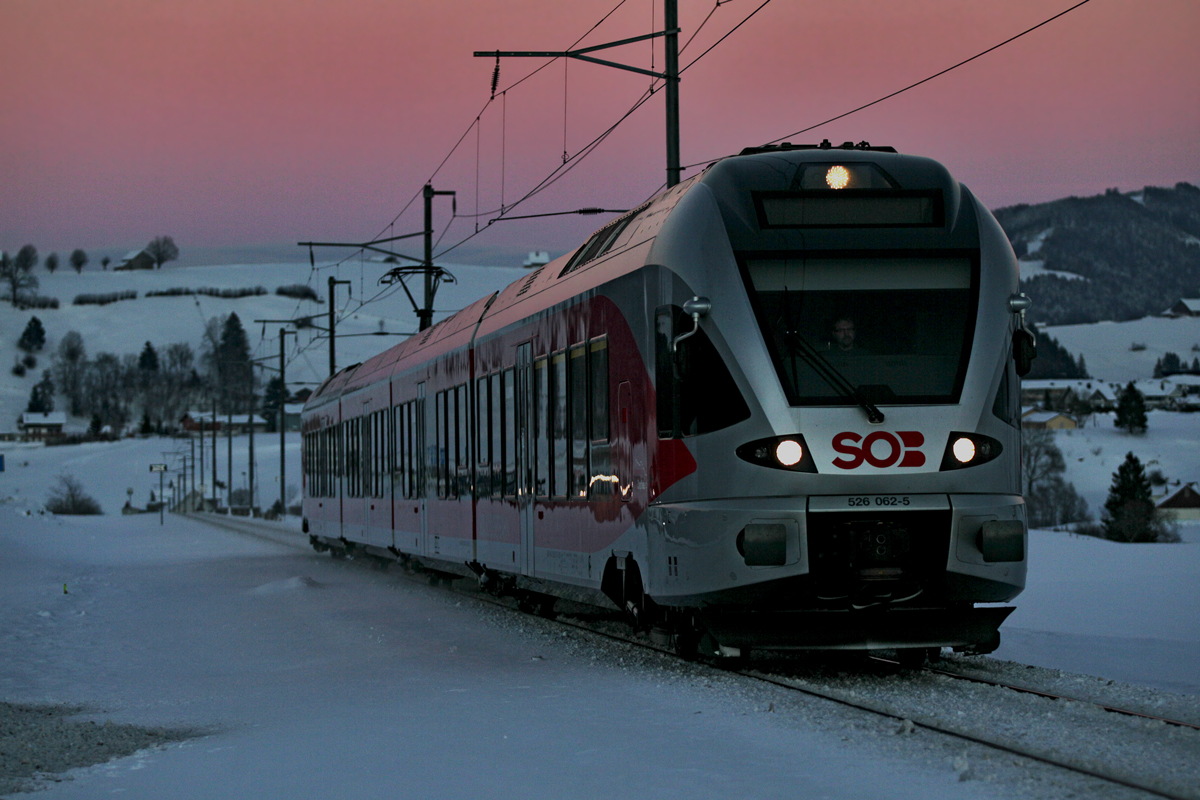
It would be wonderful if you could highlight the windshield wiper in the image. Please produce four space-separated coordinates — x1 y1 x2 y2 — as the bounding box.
784 332 885 424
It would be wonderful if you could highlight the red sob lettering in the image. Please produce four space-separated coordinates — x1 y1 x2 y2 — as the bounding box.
831 431 926 469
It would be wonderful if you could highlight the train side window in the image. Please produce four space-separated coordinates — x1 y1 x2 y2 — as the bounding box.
491 372 503 497
589 338 612 498
504 368 516 498
534 358 549 497
457 383 469 497
569 346 588 498
400 403 407 499
551 352 568 498
477 376 491 496
992 361 1020 427
655 305 751 438
435 391 445 498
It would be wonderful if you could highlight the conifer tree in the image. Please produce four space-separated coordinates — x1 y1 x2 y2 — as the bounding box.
138 341 159 372
216 313 253 412
26 372 55 413
1101 452 1175 542
1114 381 1147 433
17 317 46 352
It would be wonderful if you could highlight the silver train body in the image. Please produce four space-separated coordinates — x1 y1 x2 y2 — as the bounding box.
302 143 1029 654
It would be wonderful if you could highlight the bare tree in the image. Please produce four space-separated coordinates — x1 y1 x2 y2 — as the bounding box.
14 244 38 272
1021 428 1065 496
53 331 87 415
1 248 40 305
70 249 88 273
145 236 180 269
101 255 111 270
44 252 59 274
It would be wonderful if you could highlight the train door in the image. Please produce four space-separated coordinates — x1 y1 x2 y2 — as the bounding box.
617 380 633 501
418 381 428 557
364 399 391 548
516 343 535 575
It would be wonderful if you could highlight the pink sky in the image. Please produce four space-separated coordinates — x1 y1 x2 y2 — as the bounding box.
2 0 1197 266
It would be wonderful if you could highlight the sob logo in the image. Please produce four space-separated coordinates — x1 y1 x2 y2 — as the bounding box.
832 431 926 470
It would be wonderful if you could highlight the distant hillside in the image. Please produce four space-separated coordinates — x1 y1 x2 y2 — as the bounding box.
994 182 1200 325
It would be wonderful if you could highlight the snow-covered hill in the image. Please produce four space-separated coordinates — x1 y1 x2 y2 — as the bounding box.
1042 315 1200 382
1 260 528 431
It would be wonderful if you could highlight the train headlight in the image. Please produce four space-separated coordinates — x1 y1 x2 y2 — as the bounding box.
775 439 804 466
736 434 818 473
939 432 1003 471
826 165 850 189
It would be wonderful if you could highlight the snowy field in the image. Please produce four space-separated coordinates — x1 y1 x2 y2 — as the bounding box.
2 426 1198 797
1043 315 1200 383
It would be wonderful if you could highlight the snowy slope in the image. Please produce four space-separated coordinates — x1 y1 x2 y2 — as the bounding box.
1 260 528 431
1042 316 1200 382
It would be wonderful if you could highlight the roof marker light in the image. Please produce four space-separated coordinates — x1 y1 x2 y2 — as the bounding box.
826 165 850 189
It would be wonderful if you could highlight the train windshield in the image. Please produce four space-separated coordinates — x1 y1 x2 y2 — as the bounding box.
742 256 976 405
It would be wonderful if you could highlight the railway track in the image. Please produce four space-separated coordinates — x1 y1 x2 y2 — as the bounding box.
189 512 1200 800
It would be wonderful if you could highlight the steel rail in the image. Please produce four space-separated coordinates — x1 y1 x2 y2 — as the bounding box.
187 512 1196 800
868 655 1200 731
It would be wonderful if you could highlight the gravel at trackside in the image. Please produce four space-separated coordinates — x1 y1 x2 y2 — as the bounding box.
0 702 192 795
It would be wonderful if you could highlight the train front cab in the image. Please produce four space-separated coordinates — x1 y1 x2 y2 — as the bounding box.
644 149 1029 653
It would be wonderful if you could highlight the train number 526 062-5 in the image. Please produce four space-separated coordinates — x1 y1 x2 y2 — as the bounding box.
847 495 911 507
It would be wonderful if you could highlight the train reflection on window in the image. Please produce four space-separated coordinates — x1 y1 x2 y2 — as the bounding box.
741 256 976 406
305 336 612 505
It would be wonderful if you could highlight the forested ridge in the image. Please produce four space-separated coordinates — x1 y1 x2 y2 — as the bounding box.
994 182 1200 326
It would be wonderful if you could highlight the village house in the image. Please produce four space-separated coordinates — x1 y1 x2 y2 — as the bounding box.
1020 407 1078 430
1156 482 1200 521
1131 379 1187 410
113 248 155 271
18 411 67 441
1163 297 1200 317
179 411 270 435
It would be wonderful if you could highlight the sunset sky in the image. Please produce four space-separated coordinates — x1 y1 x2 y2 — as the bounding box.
2 0 1198 267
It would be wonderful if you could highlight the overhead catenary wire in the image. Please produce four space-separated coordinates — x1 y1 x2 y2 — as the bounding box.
677 0 1097 174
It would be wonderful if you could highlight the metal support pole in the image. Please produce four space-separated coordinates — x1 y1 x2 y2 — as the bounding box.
159 471 164 526
197 419 204 506
248 396 256 515
212 397 218 508
327 277 351 376
227 407 233 508
664 0 681 188
419 184 456 331
279 328 296 516
422 184 434 332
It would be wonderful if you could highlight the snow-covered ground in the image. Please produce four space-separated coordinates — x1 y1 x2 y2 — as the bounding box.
2 422 1198 797
1018 259 1087 281
1042 315 1200 383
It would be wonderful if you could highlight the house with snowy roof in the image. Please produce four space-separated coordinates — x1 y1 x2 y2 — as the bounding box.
1156 482 1200 521
180 411 270 435
1130 379 1187 410
113 248 154 270
18 411 67 441
1020 408 1077 430
1163 298 1200 317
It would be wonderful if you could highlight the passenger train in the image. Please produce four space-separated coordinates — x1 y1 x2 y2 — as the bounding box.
302 140 1036 661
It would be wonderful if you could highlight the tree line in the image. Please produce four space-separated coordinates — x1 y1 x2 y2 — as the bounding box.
17 311 288 435
1 237 180 306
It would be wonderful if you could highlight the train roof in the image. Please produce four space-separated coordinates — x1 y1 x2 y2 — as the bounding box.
304 144 965 410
